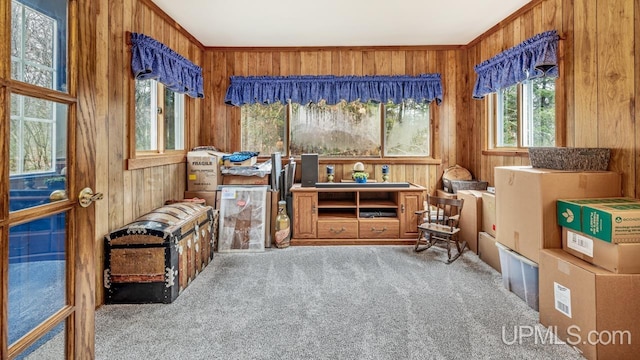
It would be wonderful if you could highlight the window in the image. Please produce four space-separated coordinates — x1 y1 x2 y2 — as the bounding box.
240 100 431 157
11 0 67 92
241 102 287 155
134 79 185 153
10 0 68 181
10 94 67 175
291 100 381 156
490 77 556 149
384 99 431 156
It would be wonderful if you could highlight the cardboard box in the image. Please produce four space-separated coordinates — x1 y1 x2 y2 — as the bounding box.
557 197 637 232
478 232 501 273
222 174 269 185
481 192 496 237
457 190 486 253
581 203 640 243
495 166 621 264
223 156 257 167
563 228 640 274
187 151 226 191
184 190 218 209
539 249 640 360
435 189 457 199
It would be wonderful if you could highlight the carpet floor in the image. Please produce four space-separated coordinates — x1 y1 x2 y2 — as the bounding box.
28 245 586 359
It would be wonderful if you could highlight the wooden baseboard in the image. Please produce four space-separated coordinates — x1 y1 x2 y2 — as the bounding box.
291 238 415 246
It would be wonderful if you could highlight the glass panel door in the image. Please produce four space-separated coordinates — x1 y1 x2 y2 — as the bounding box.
3 0 80 359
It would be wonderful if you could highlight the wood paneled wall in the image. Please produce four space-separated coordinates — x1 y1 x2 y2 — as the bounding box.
465 0 638 198
94 0 204 304
92 0 640 305
202 46 468 193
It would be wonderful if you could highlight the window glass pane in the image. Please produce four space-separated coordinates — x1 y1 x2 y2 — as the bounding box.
11 3 22 57
8 213 67 345
164 90 184 151
24 96 53 119
24 7 55 67
290 100 381 156
241 103 287 155
10 94 68 211
11 0 68 92
384 99 430 156
496 85 518 147
523 77 556 147
135 79 156 151
24 64 53 89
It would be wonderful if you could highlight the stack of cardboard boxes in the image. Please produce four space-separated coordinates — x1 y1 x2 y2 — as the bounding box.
455 190 500 272
489 165 640 359
538 197 640 359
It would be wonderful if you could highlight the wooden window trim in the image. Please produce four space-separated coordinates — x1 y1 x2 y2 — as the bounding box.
127 152 186 170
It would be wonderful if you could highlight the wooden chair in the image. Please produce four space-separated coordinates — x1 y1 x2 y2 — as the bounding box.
414 195 465 264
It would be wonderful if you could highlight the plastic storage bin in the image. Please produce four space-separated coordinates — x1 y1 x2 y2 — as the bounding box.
496 242 539 311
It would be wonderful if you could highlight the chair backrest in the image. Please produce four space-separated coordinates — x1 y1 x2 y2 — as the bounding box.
425 195 464 230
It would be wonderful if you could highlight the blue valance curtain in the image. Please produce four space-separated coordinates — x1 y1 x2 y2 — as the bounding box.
472 30 560 99
130 32 204 98
224 74 443 106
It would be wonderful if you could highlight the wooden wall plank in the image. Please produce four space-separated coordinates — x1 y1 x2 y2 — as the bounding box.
374 50 392 75
405 51 415 76
108 0 125 230
636 0 640 198
301 51 318 75
562 0 575 147
573 0 598 146
412 50 426 75
362 51 375 75
353 51 363 75
290 52 301 75
318 50 331 75
339 50 354 75
597 0 635 196
247 52 258 76
272 51 281 75
391 51 406 75
331 50 340 75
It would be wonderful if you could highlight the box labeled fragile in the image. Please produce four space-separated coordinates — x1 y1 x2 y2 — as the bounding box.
187 150 226 191
557 197 637 232
582 203 640 243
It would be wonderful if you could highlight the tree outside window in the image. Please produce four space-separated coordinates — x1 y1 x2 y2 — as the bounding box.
491 77 555 148
240 100 431 157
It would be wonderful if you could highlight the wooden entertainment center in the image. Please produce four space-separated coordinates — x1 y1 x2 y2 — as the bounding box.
290 183 426 245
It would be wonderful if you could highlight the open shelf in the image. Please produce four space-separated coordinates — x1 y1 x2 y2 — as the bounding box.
358 199 397 208
318 209 357 219
318 199 357 208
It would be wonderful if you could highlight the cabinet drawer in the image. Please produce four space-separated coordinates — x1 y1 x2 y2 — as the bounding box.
359 220 399 238
317 220 359 238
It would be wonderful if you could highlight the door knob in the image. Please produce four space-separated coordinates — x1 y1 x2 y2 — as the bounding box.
78 187 104 207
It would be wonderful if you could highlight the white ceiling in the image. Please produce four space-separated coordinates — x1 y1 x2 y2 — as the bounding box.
150 0 532 47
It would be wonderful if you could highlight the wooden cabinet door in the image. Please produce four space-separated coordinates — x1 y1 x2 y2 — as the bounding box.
293 192 318 238
399 192 423 238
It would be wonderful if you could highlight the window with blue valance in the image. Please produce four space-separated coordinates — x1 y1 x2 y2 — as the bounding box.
224 74 443 106
472 30 560 99
130 32 204 98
